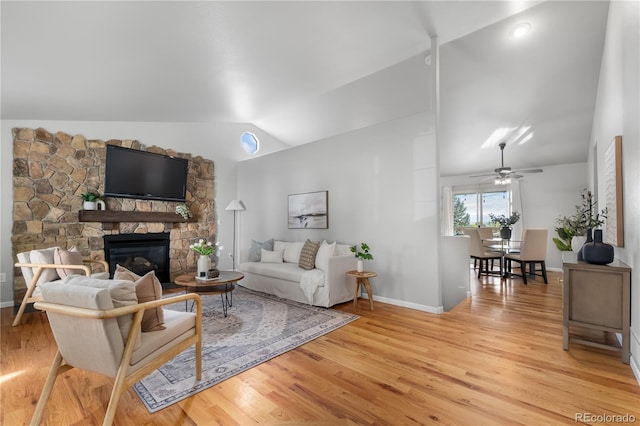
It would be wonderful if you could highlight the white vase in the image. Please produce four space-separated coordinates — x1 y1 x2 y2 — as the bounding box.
357 260 364 273
197 255 211 278
83 201 96 210
571 236 587 254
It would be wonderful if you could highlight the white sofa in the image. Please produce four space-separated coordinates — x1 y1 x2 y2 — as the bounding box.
238 240 357 307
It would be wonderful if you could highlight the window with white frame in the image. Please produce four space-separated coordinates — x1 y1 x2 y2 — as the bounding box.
241 132 259 155
453 186 511 233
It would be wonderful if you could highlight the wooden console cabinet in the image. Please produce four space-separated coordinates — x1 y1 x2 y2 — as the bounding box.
562 259 631 363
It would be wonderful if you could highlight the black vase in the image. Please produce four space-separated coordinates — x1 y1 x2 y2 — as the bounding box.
576 228 592 261
582 229 614 265
499 227 512 240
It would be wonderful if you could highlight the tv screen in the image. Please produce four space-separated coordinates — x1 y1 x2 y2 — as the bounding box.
104 145 188 202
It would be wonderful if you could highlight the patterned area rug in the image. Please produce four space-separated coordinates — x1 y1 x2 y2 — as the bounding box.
133 286 358 413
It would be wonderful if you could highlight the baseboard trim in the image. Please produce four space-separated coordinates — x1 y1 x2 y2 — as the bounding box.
0 301 15 309
630 355 640 386
359 293 443 314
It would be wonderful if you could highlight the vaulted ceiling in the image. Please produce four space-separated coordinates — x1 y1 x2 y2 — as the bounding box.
1 1 609 176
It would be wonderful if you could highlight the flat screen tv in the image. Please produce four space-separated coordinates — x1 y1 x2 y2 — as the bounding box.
104 145 188 202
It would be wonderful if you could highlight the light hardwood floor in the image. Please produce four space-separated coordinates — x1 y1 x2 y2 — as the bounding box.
2 270 639 425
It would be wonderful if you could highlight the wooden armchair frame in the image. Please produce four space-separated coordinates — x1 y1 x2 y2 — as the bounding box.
31 292 202 426
13 258 109 326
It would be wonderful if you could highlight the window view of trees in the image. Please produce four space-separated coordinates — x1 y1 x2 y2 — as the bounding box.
453 190 510 233
453 197 471 228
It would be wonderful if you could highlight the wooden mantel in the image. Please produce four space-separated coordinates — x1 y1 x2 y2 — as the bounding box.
78 210 187 230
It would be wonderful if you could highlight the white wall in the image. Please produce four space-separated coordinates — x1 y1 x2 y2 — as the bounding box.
237 112 443 312
589 1 640 378
0 119 289 306
441 162 588 270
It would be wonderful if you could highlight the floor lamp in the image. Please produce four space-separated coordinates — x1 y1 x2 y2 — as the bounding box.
225 200 245 271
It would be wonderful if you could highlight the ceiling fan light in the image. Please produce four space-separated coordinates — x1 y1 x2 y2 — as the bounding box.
510 22 531 38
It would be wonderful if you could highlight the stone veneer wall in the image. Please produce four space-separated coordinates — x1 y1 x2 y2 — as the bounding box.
12 127 216 305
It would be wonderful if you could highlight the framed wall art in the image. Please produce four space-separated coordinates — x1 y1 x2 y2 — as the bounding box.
604 135 623 246
288 191 328 229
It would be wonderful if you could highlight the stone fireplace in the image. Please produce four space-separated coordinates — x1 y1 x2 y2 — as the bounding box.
11 127 216 305
104 233 171 283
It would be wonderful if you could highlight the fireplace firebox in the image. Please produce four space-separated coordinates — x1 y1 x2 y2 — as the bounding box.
103 233 171 284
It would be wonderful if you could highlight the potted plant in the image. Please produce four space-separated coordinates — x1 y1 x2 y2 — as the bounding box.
488 211 521 240
80 192 104 210
175 203 192 221
350 242 373 273
552 222 576 252
190 239 223 278
555 189 607 255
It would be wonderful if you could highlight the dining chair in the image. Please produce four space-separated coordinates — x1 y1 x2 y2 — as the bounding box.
466 229 503 278
504 229 548 284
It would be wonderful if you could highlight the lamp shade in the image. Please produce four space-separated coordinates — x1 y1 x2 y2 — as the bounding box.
225 200 245 211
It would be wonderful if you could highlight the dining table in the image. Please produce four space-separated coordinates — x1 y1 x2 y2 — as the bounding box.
483 238 522 278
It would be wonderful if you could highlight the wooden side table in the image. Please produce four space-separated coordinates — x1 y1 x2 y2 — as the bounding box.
346 270 377 311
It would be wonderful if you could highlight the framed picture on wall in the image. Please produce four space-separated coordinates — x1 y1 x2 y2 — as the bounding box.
288 191 328 229
604 135 623 246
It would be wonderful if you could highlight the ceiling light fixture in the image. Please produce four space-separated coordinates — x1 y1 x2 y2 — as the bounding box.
510 22 531 38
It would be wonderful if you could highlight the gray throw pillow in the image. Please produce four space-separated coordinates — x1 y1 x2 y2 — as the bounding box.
298 239 320 270
249 239 274 262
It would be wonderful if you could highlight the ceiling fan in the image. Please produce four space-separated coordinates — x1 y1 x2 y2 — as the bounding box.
469 142 543 183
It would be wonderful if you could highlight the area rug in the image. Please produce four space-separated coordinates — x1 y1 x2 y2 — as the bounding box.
133 286 359 413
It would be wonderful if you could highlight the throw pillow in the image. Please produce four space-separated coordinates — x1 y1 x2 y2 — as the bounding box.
249 238 274 262
284 242 304 263
114 265 165 332
133 271 166 332
298 239 320 270
260 249 284 263
113 264 139 281
29 247 60 285
315 241 336 272
54 246 84 279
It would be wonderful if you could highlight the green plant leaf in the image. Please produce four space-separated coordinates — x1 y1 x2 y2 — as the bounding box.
552 237 572 251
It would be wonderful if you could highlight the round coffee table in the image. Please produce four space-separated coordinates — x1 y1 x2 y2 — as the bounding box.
174 271 244 317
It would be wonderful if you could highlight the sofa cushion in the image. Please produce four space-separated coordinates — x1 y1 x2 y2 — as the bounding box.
54 246 83 279
114 265 165 332
285 242 304 263
298 239 320 270
130 309 196 365
239 261 310 283
261 249 284 263
315 241 336 272
274 241 304 264
249 239 274 262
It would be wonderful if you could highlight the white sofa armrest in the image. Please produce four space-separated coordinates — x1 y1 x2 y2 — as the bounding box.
324 254 357 295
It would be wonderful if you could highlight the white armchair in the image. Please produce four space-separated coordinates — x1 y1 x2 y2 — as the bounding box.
13 247 109 326
31 278 202 426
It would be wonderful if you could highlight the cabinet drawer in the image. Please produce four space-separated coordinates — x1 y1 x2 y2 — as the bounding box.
567 269 622 329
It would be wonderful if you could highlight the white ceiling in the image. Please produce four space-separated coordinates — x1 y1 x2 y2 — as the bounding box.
1 1 609 176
